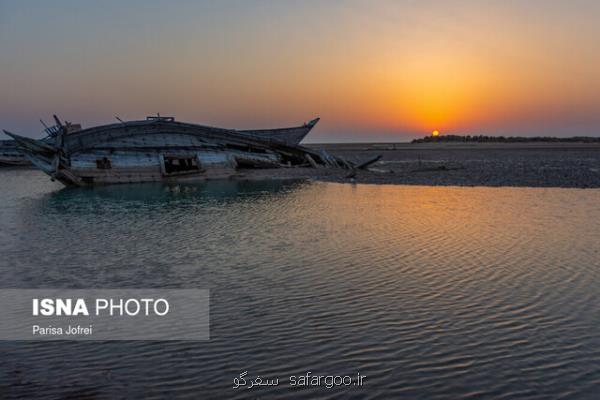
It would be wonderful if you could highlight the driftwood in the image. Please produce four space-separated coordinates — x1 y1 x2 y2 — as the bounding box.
342 154 384 179
355 155 382 170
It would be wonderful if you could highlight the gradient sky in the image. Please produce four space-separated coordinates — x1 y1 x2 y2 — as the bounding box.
1 0 599 142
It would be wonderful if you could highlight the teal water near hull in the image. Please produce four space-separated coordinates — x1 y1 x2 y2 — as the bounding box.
1 169 600 399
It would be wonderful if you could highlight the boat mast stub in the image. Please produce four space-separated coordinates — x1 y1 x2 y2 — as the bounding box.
146 113 175 122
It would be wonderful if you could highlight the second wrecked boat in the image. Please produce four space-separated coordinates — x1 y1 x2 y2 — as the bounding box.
5 115 360 186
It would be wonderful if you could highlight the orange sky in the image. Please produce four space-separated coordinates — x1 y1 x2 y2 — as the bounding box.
1 0 599 142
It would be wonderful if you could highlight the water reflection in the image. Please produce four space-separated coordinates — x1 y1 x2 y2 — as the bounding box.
1 170 600 399
35 179 307 213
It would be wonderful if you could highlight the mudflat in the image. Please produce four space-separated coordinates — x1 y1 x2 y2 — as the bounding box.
240 142 600 188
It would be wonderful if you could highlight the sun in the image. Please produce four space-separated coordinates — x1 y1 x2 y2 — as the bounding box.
432 130 440 137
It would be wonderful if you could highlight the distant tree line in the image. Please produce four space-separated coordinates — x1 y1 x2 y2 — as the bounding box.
412 134 600 143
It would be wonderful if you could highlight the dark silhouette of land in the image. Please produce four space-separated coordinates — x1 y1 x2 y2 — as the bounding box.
412 134 600 144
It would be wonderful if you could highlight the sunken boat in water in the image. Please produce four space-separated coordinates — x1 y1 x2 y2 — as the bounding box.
4 115 356 186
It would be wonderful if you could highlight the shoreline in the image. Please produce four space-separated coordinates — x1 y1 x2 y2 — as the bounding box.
243 142 600 188
2 142 599 189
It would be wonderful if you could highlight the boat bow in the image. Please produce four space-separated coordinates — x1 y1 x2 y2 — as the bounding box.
2 129 80 185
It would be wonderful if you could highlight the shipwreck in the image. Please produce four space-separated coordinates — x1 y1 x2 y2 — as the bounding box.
0 140 30 166
4 115 371 187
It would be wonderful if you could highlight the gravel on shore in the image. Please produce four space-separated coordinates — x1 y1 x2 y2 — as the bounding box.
237 143 600 188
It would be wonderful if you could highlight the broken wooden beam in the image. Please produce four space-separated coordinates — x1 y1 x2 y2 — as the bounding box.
305 154 320 168
355 154 382 170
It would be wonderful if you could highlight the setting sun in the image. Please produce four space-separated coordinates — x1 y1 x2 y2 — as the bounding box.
432 130 440 137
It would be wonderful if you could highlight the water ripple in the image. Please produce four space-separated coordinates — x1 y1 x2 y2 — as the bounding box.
1 170 600 399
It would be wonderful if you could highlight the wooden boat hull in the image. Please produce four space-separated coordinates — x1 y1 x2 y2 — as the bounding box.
67 149 239 185
0 140 31 166
240 118 319 145
0 157 31 167
4 116 352 187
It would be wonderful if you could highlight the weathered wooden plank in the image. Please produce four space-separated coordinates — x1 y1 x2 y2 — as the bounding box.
355 155 382 170
305 154 319 168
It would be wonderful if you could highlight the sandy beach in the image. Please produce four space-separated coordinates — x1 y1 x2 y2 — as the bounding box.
237 142 600 188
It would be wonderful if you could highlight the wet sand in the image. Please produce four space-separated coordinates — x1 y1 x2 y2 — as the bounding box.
240 142 600 188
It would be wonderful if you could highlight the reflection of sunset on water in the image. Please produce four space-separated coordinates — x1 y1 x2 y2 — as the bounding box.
288 183 598 283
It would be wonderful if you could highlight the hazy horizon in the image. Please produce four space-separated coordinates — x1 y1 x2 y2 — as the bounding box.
1 0 599 142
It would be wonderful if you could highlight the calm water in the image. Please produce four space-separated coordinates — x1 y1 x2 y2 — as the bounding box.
1 168 600 399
